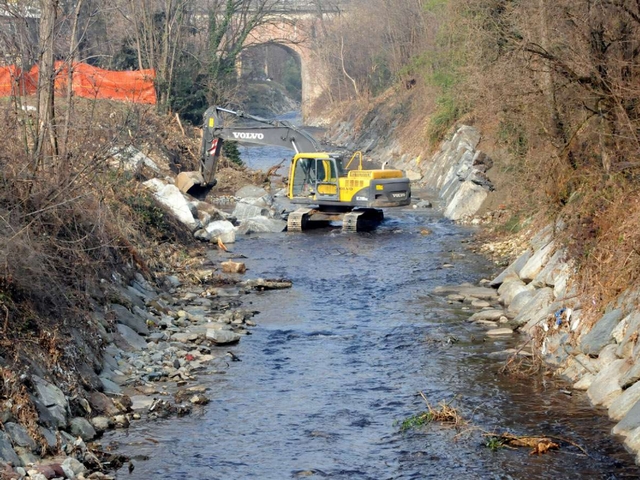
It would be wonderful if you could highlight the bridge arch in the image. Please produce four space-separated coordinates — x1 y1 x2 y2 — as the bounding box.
241 15 327 121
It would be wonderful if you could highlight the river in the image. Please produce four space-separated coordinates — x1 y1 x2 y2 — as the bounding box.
108 126 638 479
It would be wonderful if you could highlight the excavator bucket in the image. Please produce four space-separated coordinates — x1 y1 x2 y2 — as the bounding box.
175 171 205 193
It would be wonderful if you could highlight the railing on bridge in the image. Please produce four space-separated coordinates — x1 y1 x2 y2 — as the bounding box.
258 0 350 14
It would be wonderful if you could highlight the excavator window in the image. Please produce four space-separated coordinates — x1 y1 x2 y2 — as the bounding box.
291 157 340 198
292 157 316 197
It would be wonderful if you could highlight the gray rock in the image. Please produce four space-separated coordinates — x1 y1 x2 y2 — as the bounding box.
468 309 505 322
406 170 423 182
519 240 556 282
206 329 241 344
110 304 149 336
236 216 287 234
130 395 155 411
507 290 537 316
69 417 96 441
144 179 201 232
413 200 432 209
532 248 567 288
490 250 533 288
14 447 37 467
486 328 513 336
512 288 555 327
621 362 640 390
556 356 588 382
232 200 270 221
611 316 629 344
0 431 21 466
587 358 629 407
116 323 149 350
99 376 122 395
171 332 200 343
579 309 624 356
235 185 269 199
542 333 570 366
190 200 229 222
3 423 35 451
33 376 68 428
624 427 640 460
202 220 236 244
37 426 58 450
498 277 531 306
90 416 112 433
613 398 640 437
443 181 488 221
458 286 499 301
62 457 86 478
471 299 491 308
617 312 640 358
610 381 640 421
88 391 120 416
553 265 572 299
574 373 596 390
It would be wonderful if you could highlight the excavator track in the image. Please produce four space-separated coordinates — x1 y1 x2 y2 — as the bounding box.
342 209 384 232
287 208 315 232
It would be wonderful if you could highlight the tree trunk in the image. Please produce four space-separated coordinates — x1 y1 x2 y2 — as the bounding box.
34 0 59 173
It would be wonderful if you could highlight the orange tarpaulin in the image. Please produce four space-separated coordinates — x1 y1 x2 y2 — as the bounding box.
1 62 156 104
0 66 31 96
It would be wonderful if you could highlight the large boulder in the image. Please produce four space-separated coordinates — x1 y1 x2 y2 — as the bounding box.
195 220 236 244
110 146 161 173
206 329 241 344
33 376 68 429
519 240 556 282
144 179 201 231
498 276 531 306
579 308 624 356
109 304 149 336
236 216 287 235
0 431 21 466
512 288 555 327
443 181 488 221
587 358 630 407
235 185 270 199
115 324 149 351
489 249 532 287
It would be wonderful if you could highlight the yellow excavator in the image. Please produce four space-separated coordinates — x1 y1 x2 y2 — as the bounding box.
176 106 411 232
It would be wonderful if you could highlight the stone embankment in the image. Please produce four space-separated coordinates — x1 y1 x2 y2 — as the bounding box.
329 117 495 222
0 145 293 478
438 221 640 464
1 247 290 478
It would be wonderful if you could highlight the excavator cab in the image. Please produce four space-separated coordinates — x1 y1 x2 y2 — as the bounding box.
289 154 342 201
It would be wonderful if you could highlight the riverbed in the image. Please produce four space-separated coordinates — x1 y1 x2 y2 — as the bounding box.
109 205 638 478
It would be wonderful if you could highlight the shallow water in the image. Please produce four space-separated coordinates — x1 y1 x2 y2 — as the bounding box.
110 210 637 479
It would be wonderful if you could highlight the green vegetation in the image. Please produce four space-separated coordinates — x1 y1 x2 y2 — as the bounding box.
223 141 244 167
485 436 506 451
399 412 435 432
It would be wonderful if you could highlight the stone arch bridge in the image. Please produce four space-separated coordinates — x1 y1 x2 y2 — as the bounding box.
239 1 349 120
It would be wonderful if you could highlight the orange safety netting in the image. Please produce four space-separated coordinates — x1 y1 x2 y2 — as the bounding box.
0 62 156 104
0 65 32 96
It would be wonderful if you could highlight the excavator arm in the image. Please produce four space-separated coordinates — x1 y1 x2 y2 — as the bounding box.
176 106 320 196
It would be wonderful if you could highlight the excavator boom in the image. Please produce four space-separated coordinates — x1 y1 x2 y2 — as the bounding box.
176 106 319 196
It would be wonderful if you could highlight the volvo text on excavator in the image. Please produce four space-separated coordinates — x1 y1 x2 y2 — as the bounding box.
175 106 411 232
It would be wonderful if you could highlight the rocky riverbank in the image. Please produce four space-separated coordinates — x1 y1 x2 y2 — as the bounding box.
433 220 640 465
0 141 297 479
0 235 291 479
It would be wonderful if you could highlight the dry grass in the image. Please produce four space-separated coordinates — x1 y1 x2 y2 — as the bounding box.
0 96 202 450
399 393 466 432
